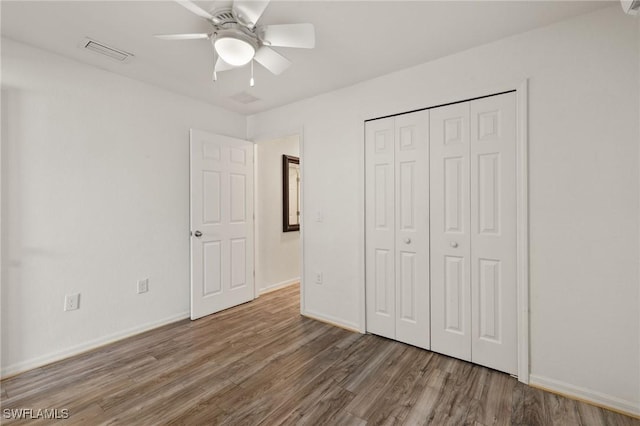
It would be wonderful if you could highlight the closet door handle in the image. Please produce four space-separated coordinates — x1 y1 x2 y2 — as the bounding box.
404 238 411 244
450 241 458 248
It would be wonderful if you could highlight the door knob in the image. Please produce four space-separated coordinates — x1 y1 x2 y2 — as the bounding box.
404 238 411 244
194 230 202 238
450 241 458 248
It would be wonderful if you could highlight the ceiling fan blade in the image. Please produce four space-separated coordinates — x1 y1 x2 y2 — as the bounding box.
254 46 291 75
232 0 270 28
174 0 216 21
154 33 210 41
215 57 236 72
260 24 315 49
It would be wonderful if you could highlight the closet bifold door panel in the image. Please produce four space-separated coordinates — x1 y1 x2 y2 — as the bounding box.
429 102 472 361
395 110 430 349
470 93 517 375
365 118 396 340
365 110 430 349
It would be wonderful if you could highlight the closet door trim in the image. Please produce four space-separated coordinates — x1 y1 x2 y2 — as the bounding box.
515 80 529 384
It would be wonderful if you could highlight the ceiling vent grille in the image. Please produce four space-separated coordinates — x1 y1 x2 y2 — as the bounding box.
80 38 134 63
229 91 261 104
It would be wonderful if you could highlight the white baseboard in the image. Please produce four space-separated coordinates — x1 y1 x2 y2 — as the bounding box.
529 374 640 418
1 311 190 378
258 277 300 295
302 308 362 333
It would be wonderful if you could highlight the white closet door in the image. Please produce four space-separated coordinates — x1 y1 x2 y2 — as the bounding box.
430 102 472 361
470 92 517 374
365 118 396 339
395 110 430 349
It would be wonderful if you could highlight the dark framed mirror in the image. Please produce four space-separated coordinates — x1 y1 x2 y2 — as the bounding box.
282 155 300 232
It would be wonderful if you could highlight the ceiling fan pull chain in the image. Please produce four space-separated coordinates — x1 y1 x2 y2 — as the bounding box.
250 60 255 87
212 46 218 82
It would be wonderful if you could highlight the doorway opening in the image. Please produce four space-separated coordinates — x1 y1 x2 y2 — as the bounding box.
254 134 302 296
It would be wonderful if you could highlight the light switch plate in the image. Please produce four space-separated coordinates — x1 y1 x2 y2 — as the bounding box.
64 293 80 311
137 278 149 294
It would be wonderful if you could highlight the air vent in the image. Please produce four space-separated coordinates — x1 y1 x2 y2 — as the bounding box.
230 91 260 104
80 38 134 63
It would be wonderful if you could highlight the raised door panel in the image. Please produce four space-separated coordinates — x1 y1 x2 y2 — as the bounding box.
374 249 393 315
444 157 464 233
365 118 396 339
398 252 416 321
477 153 500 235
470 92 517 375
444 255 464 333
202 240 222 296
229 174 247 223
230 238 247 289
375 165 392 230
430 102 471 361
202 171 221 224
398 161 416 231
478 259 501 341
395 110 430 350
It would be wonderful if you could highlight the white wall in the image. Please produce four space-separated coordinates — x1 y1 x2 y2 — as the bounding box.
0 39 246 375
254 135 300 293
248 6 640 415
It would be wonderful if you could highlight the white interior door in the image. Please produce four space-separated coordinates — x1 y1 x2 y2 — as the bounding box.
190 129 254 320
365 118 396 339
470 93 517 374
430 102 472 361
394 110 430 349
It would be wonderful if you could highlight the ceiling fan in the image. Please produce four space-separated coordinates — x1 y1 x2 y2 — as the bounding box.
155 0 315 86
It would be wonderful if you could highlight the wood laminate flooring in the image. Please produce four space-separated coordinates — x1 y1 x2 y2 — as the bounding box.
1 284 638 425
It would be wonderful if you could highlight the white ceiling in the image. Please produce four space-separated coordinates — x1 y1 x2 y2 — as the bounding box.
1 1 613 115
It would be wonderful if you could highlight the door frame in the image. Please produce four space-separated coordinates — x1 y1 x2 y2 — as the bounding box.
362 80 530 384
250 127 305 311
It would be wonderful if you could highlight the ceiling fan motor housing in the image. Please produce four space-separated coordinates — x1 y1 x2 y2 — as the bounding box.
211 8 255 30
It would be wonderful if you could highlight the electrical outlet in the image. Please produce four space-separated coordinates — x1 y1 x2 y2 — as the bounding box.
315 272 323 284
137 278 149 294
64 293 80 311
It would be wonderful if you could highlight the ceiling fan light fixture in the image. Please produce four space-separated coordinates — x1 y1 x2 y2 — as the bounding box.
214 34 256 66
160 1 316 80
